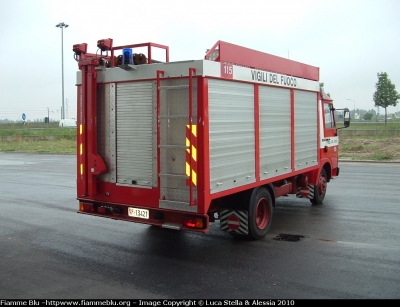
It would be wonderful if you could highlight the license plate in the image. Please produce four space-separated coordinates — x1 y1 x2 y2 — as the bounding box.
128 207 149 219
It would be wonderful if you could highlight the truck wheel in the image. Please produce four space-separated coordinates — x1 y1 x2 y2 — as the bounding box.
248 187 273 240
310 168 327 205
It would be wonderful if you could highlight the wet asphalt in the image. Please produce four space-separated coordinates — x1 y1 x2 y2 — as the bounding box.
1 153 400 299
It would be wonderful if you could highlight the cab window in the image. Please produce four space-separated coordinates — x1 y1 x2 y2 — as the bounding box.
324 103 335 129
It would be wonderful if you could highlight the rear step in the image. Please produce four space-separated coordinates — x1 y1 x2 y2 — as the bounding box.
159 200 197 212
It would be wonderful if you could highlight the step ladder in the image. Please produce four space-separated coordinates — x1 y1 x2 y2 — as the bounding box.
156 69 197 212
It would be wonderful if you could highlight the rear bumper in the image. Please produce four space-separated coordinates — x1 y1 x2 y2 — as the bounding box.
77 201 209 233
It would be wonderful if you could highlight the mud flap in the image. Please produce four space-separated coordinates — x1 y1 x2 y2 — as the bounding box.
296 184 315 199
220 209 248 235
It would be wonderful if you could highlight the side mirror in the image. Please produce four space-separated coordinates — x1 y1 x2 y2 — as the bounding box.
336 108 350 129
343 108 350 128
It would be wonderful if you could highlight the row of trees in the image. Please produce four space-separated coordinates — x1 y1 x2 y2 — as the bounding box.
336 108 398 121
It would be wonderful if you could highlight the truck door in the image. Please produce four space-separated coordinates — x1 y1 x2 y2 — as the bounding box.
324 102 336 138
321 101 339 159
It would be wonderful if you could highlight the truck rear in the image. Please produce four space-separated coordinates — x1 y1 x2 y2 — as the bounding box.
73 39 349 240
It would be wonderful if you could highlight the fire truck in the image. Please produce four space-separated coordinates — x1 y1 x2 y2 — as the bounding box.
73 39 350 240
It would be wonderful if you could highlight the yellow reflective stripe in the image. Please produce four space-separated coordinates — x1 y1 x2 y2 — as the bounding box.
186 137 190 153
186 163 197 185
191 170 197 185
79 123 83 175
186 162 190 177
185 124 197 186
186 124 197 136
191 145 197 161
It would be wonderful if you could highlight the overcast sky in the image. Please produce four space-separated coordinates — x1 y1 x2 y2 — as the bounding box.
1 0 399 121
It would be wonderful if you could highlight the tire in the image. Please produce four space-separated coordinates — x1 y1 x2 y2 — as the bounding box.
248 187 273 240
310 168 327 205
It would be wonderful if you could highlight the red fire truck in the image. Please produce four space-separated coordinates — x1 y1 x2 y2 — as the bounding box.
73 39 350 240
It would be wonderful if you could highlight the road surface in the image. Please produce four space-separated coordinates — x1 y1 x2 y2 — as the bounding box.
0 153 399 299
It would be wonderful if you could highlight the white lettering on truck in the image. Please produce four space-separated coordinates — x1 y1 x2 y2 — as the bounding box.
251 70 297 87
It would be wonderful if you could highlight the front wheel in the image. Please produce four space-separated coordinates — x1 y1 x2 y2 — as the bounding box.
310 168 327 205
248 187 273 240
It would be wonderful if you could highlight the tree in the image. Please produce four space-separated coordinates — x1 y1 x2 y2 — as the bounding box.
364 112 373 120
373 72 400 125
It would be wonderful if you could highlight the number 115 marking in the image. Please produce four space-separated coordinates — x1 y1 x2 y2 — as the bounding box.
221 63 233 79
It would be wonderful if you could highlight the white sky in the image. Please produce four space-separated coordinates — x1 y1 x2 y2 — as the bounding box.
1 0 399 121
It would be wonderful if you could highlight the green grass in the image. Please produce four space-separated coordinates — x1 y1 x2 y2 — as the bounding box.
0 122 76 154
370 153 395 161
345 121 400 130
340 144 365 151
0 128 76 137
0 138 76 154
0 122 76 137
0 122 59 129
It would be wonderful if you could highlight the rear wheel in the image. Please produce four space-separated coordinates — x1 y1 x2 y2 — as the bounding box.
248 187 273 240
310 168 327 205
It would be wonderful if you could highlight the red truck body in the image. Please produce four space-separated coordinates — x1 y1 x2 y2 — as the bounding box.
73 39 349 239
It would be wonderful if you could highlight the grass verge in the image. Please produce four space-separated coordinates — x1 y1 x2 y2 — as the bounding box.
0 138 75 154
